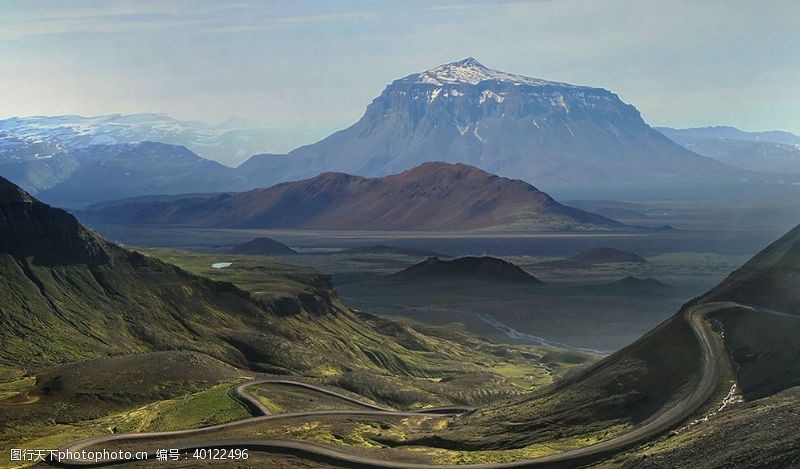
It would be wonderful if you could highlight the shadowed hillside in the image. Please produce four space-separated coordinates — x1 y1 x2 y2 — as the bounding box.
702 224 800 313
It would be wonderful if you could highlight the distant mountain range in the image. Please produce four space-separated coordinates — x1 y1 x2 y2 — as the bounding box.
658 126 800 145
81 162 625 231
240 58 742 195
657 126 800 174
0 136 245 206
5 60 799 207
0 114 315 200
35 142 244 206
0 113 317 167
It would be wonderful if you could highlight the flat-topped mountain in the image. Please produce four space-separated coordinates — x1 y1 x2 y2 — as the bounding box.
240 58 740 194
230 237 297 255
81 162 625 231
393 256 542 284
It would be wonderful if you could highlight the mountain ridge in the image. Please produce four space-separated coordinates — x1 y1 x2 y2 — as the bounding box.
80 162 625 231
657 126 800 174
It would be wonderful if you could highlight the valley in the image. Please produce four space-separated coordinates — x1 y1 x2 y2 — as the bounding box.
81 221 754 352
2 12 799 467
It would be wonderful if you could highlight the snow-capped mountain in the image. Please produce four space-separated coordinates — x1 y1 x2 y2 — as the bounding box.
0 113 315 169
0 113 314 197
240 58 742 197
412 57 581 87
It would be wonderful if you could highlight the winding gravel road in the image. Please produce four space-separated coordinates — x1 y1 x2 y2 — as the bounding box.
52 302 749 468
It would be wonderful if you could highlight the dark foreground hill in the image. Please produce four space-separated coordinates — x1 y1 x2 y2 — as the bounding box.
702 224 800 313
230 237 297 255
80 162 624 231
393 256 542 285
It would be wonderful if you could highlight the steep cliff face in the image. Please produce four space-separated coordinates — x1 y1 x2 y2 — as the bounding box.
0 176 110 264
240 58 738 192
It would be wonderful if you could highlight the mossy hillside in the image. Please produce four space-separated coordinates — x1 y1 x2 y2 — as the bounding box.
0 352 251 467
139 248 323 301
0 381 251 468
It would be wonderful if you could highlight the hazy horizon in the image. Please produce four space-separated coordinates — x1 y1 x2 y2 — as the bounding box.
2 0 799 136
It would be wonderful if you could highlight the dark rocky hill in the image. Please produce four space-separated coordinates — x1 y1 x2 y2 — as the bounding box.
230 237 297 255
393 256 542 285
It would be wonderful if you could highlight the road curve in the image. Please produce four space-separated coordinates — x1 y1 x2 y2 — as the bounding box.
52 302 747 468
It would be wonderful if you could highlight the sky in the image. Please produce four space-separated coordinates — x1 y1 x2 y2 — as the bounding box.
1 0 799 137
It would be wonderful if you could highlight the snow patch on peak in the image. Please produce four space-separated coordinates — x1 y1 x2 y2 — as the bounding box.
479 89 505 104
410 58 584 88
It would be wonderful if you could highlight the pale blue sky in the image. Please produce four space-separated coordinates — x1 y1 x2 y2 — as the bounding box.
1 0 798 135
